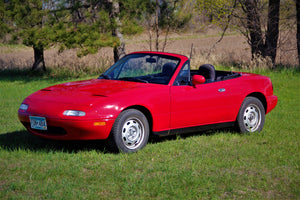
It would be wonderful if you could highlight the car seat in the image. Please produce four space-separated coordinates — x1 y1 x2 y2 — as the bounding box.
162 62 176 75
198 64 215 82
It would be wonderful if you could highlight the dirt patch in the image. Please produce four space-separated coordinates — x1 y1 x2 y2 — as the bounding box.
0 32 298 71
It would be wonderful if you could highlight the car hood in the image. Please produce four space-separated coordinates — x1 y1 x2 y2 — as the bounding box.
25 79 150 105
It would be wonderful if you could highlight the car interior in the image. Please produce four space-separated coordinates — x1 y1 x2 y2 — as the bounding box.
192 64 241 83
174 64 241 86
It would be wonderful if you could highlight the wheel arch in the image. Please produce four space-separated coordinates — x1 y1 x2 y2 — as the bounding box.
123 105 153 133
246 92 267 113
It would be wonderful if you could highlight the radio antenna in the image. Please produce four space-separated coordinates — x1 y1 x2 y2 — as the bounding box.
189 43 193 60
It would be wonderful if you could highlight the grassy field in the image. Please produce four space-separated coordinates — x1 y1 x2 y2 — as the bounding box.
0 67 299 199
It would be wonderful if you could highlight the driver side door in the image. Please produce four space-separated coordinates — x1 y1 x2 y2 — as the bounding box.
170 63 236 130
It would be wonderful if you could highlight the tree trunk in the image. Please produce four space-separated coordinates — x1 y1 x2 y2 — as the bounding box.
155 0 159 51
110 0 125 63
32 46 46 71
296 0 300 67
265 0 280 66
243 0 265 58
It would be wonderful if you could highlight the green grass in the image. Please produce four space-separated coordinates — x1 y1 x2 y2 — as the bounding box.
0 43 31 53
0 68 299 199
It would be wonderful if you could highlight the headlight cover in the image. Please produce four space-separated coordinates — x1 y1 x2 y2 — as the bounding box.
19 104 29 111
63 110 86 117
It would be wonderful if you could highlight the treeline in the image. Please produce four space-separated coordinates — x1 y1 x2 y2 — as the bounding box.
0 0 299 70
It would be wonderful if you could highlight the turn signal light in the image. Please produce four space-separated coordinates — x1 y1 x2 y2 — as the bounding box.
93 122 106 126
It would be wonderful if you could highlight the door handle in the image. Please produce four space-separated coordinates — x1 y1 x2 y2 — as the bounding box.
218 88 226 92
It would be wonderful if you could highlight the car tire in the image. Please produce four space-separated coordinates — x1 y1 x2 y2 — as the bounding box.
236 97 265 133
108 109 149 153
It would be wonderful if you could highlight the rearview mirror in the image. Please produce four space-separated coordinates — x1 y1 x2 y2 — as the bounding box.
146 57 157 63
192 75 205 85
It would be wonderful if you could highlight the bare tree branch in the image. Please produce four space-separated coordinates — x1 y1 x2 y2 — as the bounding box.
206 0 237 58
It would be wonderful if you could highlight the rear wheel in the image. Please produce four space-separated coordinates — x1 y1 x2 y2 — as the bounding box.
108 109 149 153
237 97 265 133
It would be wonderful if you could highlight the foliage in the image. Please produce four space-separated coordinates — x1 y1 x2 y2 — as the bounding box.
1 0 298 68
196 0 286 66
0 0 121 69
195 0 294 31
0 68 299 199
156 0 192 30
3 0 50 47
120 18 144 36
55 23 119 57
196 0 236 26
0 1 10 38
135 0 192 51
54 0 119 56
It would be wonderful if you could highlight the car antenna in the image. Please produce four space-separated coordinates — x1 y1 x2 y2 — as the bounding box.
189 43 193 60
189 43 193 86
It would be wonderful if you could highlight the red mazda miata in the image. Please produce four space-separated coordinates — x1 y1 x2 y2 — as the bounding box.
18 51 277 152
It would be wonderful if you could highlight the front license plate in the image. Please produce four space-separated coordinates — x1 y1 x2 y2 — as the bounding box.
29 116 47 130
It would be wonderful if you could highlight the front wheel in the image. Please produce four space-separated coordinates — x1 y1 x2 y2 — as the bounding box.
108 109 149 153
236 97 265 133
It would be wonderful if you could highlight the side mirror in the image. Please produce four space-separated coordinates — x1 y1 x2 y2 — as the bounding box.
192 75 205 86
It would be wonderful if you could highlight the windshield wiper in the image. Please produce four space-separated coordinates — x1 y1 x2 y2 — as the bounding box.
119 77 148 83
99 74 111 80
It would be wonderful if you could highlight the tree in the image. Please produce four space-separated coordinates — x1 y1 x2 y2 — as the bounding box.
108 0 126 62
196 0 237 57
1 0 119 71
55 0 118 57
265 0 280 65
196 0 236 24
197 0 280 67
2 0 53 71
131 0 191 51
241 0 265 58
239 0 280 65
0 1 10 39
296 0 300 66
64 0 126 62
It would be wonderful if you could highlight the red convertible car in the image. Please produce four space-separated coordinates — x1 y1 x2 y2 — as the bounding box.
18 51 277 152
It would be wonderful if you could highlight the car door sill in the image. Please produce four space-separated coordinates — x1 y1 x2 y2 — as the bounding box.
153 122 235 136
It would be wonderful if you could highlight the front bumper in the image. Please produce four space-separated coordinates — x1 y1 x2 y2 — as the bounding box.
18 112 114 140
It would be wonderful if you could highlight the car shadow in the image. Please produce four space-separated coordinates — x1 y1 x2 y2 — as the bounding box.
149 127 237 144
0 128 237 153
0 130 110 153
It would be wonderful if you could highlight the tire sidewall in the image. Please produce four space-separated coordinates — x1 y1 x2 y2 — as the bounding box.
237 97 265 133
111 109 149 153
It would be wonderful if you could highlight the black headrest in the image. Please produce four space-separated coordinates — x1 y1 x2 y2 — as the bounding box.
199 64 215 82
162 62 176 74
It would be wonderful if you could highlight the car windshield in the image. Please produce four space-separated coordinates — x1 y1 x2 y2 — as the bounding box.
99 53 180 85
